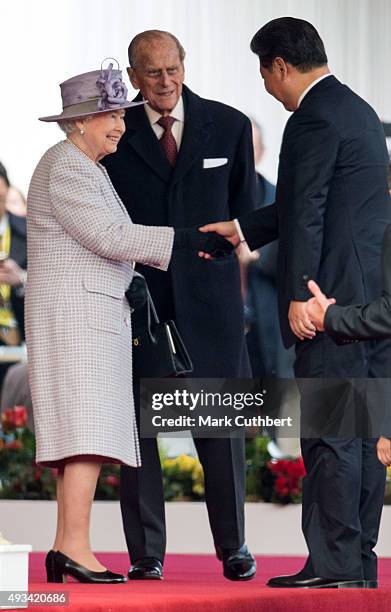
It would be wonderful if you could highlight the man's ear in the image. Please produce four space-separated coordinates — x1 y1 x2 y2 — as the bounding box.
127 67 139 91
273 57 288 80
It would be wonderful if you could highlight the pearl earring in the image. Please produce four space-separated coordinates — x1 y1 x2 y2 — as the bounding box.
80 128 85 135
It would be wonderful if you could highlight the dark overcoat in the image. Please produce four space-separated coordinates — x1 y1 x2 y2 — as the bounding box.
103 85 256 376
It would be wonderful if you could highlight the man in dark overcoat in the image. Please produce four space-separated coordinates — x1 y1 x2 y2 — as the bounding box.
103 29 256 581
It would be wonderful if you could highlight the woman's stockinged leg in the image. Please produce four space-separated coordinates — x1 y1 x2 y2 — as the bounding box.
59 459 106 572
53 466 64 551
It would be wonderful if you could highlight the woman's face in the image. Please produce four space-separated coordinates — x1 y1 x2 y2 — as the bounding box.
0 177 9 218
78 110 126 162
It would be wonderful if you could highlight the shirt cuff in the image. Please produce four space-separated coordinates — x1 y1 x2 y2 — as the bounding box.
234 218 246 243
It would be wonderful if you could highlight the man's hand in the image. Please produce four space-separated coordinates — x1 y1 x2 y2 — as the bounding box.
198 221 240 259
173 228 234 257
0 259 26 287
377 436 391 466
288 300 317 341
306 280 336 331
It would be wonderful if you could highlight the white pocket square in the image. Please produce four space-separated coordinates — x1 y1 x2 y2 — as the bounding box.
203 158 228 169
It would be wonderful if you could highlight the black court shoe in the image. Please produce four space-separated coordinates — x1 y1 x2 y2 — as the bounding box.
52 551 126 584
45 550 57 583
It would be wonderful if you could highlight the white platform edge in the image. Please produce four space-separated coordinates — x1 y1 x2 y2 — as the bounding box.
1 501 390 556
0 545 32 553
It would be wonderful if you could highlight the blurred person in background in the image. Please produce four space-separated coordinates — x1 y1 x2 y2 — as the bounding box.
244 121 296 459
245 119 293 379
0 161 27 387
6 186 27 217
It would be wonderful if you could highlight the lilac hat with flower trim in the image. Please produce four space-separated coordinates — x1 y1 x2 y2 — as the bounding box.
39 59 144 122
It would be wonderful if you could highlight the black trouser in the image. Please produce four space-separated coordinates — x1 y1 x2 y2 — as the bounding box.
295 334 388 580
120 382 246 563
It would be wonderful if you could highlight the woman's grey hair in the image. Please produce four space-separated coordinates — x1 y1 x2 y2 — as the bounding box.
57 116 93 136
57 119 78 135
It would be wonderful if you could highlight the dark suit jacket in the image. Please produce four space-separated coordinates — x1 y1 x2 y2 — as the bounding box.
8 213 27 340
239 76 391 349
251 173 277 278
325 224 391 343
103 85 256 376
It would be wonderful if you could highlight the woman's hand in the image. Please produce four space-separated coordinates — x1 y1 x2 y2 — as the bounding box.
377 436 391 466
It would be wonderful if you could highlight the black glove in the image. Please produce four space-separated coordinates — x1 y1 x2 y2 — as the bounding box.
126 275 148 311
173 228 234 257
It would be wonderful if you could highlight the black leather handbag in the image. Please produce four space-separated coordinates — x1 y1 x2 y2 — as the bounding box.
130 281 193 379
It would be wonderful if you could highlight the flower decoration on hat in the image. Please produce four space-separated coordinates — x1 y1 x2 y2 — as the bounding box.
96 63 128 110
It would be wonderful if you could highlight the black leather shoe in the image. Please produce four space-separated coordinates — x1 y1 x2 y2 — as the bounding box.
216 544 256 581
267 571 367 589
45 550 57 583
128 558 163 580
52 551 126 584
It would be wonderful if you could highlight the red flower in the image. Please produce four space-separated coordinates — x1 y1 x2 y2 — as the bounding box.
13 406 28 428
1 406 28 430
1 408 15 430
269 457 306 501
6 439 23 450
105 475 119 488
275 475 288 493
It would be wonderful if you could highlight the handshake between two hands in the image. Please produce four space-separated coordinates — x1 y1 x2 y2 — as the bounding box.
174 220 240 258
178 221 337 344
176 223 338 343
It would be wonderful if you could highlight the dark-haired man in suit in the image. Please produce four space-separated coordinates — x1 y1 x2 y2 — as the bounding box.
201 17 391 588
103 30 256 582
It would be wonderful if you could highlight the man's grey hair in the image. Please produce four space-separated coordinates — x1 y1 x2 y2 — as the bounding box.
128 30 186 68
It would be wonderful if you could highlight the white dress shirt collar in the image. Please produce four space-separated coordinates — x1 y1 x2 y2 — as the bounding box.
297 73 332 108
144 96 185 125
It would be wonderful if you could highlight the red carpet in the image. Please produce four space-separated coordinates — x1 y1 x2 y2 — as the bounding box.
27 553 391 611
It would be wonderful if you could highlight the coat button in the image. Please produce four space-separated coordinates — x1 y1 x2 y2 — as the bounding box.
301 273 309 289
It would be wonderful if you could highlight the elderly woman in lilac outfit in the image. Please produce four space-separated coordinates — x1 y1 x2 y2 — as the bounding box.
27 61 230 585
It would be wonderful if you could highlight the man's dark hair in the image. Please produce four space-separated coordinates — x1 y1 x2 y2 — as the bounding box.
128 30 185 68
0 161 10 187
250 17 327 72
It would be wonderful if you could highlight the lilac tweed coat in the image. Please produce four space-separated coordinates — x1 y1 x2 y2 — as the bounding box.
26 140 173 467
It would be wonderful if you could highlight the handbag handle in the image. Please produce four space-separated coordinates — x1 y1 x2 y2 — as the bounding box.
144 287 160 345
146 287 160 325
